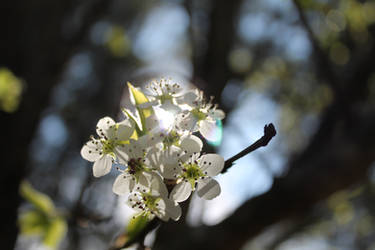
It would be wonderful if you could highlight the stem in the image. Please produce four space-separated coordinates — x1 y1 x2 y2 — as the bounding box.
109 218 160 250
222 123 276 173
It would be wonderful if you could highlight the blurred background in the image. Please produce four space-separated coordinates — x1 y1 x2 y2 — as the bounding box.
2 0 375 249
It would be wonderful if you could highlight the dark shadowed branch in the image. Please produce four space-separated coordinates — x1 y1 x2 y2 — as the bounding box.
223 123 277 173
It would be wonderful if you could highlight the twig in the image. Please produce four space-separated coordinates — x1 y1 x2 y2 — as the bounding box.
222 123 276 173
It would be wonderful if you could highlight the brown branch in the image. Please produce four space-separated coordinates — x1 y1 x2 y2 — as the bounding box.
223 123 277 173
111 122 275 249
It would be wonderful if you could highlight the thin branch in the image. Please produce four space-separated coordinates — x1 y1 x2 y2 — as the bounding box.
222 123 277 173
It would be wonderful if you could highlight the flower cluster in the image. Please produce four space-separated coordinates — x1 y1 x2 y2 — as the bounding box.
81 79 225 221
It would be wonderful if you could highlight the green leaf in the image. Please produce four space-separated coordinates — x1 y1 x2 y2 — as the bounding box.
127 82 153 133
20 181 55 216
19 181 67 249
126 213 150 242
43 216 67 249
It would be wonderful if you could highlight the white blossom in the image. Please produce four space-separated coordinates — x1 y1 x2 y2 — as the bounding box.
141 78 183 114
170 153 224 203
81 117 134 177
127 174 181 221
148 132 204 179
112 136 159 196
175 89 225 139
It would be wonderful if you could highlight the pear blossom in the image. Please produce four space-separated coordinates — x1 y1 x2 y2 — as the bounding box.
141 78 183 114
170 153 224 203
175 90 225 139
81 117 134 177
146 132 204 179
162 131 202 151
127 174 181 221
112 134 165 196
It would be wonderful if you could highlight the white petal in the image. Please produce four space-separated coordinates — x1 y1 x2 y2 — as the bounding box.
170 181 192 203
146 147 161 169
106 126 117 140
116 121 134 141
176 111 198 132
96 117 116 138
159 99 181 114
149 172 168 197
114 145 130 164
138 100 159 109
137 172 150 188
179 134 203 153
80 140 101 162
199 120 216 140
162 146 181 164
197 178 221 200
119 140 143 160
154 198 168 221
145 114 160 131
112 173 135 195
210 109 225 120
176 90 198 106
132 140 147 158
199 154 224 176
138 132 165 149
93 155 112 177
160 164 180 179
159 147 181 179
164 198 181 221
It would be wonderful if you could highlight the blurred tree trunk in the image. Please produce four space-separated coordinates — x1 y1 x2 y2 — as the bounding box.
0 1 110 248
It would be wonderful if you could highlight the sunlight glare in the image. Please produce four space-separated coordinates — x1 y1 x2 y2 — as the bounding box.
154 107 175 131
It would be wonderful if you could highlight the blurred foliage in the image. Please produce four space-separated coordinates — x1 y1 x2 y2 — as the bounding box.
229 48 253 73
19 181 67 249
105 26 131 58
0 67 23 113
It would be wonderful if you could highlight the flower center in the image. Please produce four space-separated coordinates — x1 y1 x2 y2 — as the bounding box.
142 193 161 211
101 139 117 154
127 158 145 175
181 163 204 188
163 130 179 147
159 94 173 104
191 108 207 121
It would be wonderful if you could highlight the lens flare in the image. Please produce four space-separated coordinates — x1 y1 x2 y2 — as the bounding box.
206 120 223 147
